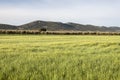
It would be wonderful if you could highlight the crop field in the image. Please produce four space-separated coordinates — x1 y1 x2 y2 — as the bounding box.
0 35 120 80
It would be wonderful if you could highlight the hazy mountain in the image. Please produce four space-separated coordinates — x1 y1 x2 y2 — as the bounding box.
0 20 120 32
0 24 18 30
19 21 76 31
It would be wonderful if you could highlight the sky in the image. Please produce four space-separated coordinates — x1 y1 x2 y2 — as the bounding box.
0 0 120 26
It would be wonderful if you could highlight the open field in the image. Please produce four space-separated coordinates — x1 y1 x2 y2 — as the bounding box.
0 35 120 80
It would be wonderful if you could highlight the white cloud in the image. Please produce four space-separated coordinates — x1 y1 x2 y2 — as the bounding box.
0 0 120 26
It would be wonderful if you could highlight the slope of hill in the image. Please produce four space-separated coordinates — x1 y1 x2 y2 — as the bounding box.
0 24 18 30
19 21 76 31
0 20 120 32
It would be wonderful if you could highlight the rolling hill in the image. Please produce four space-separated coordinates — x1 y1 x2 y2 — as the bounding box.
0 20 120 32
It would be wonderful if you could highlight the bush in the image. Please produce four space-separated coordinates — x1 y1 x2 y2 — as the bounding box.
39 28 47 32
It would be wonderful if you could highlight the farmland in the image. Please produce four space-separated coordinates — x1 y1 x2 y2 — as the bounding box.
0 35 120 80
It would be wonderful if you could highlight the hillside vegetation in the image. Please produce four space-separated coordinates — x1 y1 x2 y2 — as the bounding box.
0 35 120 80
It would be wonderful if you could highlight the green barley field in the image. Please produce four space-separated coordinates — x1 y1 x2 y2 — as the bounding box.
0 35 120 80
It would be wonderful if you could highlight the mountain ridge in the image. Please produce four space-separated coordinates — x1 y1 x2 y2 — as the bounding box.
0 20 120 32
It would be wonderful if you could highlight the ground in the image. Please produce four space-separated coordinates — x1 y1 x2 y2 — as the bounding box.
0 35 120 80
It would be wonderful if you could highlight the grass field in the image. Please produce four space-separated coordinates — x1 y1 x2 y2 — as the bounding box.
0 35 120 80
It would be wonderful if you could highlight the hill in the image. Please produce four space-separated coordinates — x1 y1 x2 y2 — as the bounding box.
0 20 120 32
0 24 18 30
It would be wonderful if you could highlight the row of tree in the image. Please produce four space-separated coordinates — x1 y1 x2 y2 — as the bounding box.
0 30 120 35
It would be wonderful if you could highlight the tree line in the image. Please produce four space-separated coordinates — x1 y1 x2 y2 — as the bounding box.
0 30 120 35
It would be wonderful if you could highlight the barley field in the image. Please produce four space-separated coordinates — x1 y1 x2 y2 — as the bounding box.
0 35 120 80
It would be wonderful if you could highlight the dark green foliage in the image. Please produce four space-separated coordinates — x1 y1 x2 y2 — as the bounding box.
39 28 47 32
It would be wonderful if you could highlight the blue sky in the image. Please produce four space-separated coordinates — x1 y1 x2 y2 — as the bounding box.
0 0 120 26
